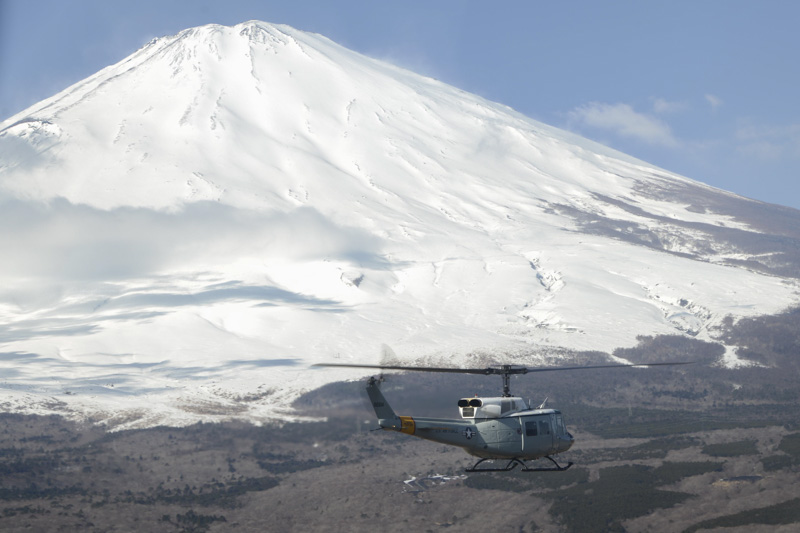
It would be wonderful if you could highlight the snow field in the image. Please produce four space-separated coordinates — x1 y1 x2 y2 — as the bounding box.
0 21 797 427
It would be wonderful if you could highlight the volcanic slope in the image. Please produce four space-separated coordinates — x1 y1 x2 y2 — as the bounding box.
1 21 798 427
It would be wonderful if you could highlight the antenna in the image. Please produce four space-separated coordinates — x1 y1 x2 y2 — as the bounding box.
538 397 548 409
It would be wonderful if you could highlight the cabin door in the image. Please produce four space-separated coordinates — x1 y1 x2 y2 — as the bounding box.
522 415 554 455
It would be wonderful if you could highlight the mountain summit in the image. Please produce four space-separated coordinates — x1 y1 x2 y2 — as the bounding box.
1 21 798 427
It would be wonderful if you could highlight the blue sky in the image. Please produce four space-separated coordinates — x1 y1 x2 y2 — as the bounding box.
1 0 799 208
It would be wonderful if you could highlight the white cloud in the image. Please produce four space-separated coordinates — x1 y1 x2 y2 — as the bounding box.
568 102 678 147
0 200 384 284
735 121 800 160
652 98 686 114
705 94 723 110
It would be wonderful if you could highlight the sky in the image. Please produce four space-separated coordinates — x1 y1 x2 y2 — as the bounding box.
1 0 799 208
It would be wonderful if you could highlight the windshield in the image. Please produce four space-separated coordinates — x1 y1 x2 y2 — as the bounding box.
555 415 566 435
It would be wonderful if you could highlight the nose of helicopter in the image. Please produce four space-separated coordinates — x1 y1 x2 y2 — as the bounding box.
562 432 575 452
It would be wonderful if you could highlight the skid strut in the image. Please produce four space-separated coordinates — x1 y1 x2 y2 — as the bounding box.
465 456 573 473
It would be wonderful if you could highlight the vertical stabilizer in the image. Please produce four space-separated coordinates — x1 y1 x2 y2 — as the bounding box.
366 377 413 432
366 377 397 420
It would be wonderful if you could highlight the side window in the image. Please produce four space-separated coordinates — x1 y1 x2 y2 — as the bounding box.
501 400 511 413
539 420 551 435
525 421 538 437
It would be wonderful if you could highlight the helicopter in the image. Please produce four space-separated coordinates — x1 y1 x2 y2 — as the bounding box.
313 361 692 472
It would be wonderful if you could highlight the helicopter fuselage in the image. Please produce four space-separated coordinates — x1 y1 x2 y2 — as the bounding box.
367 379 574 461
318 359 690 471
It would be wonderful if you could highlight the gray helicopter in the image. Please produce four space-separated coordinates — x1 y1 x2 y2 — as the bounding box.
314 361 691 472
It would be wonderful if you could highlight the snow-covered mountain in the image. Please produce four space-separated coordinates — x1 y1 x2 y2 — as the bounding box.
1 21 798 428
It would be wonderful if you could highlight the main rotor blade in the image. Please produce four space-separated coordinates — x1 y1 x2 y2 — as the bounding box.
313 361 693 375
312 363 495 375
523 361 694 373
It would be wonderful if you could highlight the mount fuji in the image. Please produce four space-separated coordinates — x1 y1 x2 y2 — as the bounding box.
1 21 798 428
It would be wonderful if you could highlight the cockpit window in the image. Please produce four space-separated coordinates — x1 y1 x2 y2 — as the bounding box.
457 399 469 408
539 420 551 435
469 399 482 407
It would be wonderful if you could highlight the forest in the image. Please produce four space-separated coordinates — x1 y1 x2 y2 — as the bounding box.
0 308 799 532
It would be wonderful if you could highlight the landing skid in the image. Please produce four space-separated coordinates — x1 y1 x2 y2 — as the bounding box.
465 456 573 473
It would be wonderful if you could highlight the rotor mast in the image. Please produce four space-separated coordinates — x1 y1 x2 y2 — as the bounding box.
493 365 527 397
